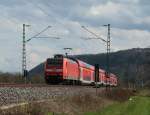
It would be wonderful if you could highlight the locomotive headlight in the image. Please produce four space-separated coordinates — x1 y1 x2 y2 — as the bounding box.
46 69 53 72
46 69 62 72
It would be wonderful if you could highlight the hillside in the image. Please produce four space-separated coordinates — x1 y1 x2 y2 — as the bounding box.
29 48 150 87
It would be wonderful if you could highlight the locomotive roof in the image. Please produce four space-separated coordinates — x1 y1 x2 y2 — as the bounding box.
53 55 107 73
64 56 104 71
110 73 116 77
77 60 94 69
99 68 105 73
48 56 116 77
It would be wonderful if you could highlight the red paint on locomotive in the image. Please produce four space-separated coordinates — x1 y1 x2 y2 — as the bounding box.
44 55 118 86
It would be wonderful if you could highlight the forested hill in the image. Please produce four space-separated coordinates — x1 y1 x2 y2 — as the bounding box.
29 48 150 87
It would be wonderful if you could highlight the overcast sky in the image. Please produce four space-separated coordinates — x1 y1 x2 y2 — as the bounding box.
0 0 150 72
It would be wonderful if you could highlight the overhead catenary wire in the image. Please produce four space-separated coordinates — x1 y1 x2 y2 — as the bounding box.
0 1 47 38
81 24 111 92
80 25 107 53
26 0 64 26
26 26 51 42
81 26 107 43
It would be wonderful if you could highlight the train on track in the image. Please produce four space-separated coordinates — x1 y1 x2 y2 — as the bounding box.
44 54 117 86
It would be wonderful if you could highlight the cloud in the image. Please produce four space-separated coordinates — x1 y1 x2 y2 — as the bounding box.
111 28 150 50
88 2 123 17
0 0 150 72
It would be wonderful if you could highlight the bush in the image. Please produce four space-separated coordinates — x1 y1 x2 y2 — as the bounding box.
0 72 24 83
0 72 45 84
99 88 135 102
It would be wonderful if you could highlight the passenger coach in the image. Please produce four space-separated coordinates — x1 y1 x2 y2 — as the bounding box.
44 54 117 86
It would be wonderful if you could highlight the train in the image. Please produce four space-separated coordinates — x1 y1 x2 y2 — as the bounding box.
44 54 117 86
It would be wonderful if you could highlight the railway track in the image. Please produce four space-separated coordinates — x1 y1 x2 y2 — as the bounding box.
0 83 49 87
0 83 100 107
0 83 95 88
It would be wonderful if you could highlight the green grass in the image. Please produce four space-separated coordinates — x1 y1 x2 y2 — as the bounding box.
85 96 150 115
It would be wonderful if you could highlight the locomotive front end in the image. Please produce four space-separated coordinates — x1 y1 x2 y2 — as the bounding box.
45 55 63 84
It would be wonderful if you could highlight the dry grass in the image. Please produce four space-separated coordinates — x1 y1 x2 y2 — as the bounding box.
138 89 150 97
0 94 113 115
98 88 135 102
0 88 135 115
0 101 53 115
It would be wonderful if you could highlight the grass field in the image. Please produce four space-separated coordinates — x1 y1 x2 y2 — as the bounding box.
85 96 150 115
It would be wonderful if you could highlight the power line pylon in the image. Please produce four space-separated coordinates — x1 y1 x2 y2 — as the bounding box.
22 24 30 84
104 24 111 91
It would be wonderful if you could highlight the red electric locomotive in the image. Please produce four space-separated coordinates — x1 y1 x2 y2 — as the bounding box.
44 54 118 86
44 54 79 84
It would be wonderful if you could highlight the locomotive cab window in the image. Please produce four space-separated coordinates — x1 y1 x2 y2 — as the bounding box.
47 59 63 66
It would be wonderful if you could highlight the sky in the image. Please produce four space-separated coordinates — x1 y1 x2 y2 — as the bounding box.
0 0 150 72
